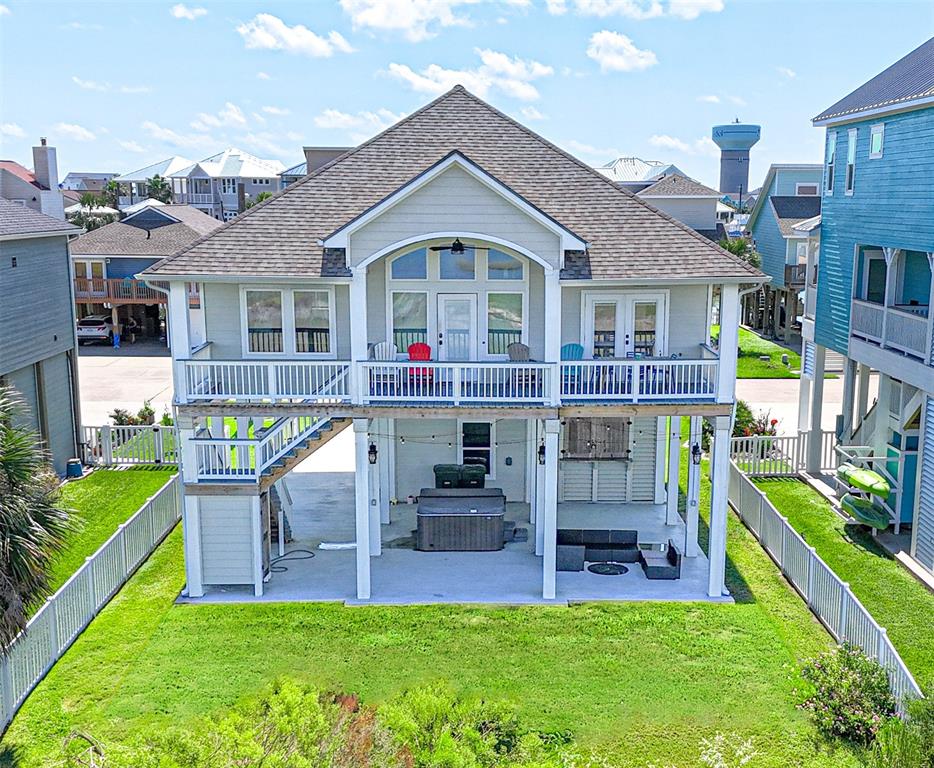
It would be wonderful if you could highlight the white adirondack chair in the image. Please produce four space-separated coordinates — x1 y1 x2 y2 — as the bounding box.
370 341 399 394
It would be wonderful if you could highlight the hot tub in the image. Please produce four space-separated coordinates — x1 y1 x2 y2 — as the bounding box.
416 488 505 551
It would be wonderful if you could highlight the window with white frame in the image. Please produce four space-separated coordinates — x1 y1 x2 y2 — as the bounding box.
486 293 523 355
487 249 523 280
245 290 283 353
294 290 331 354
825 132 836 194
390 248 427 280
223 210 238 222
252 178 271 185
795 183 819 196
845 128 857 195
439 247 476 280
220 177 237 194
391 292 428 351
870 123 885 159
461 421 494 476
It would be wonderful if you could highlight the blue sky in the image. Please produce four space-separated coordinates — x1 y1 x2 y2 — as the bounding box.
0 1 931 190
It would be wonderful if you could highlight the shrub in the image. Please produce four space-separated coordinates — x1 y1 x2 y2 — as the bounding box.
908 696 934 768
799 643 896 746
109 402 156 426
866 717 925 768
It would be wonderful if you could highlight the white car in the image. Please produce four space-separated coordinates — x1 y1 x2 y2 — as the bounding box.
76 315 114 344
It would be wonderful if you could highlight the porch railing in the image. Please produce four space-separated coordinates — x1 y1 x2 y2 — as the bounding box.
729 430 837 477
81 424 179 466
560 359 718 402
784 263 807 286
181 360 351 403
851 299 929 360
74 277 165 304
728 462 923 712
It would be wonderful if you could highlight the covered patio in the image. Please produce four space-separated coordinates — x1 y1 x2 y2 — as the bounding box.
183 467 728 606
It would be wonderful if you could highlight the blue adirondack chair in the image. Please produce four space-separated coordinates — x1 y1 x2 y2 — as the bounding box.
560 343 585 394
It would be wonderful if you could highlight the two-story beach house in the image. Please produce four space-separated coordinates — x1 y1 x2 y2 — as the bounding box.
141 87 763 604
113 156 194 210
745 164 822 341
802 37 934 575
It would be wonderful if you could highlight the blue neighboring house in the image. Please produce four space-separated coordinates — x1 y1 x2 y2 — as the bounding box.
745 164 823 340
802 37 934 576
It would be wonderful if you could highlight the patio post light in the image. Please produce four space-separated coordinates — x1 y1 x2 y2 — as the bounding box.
368 442 378 464
691 442 702 466
537 441 546 465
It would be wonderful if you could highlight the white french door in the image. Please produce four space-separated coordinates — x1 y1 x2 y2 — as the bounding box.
75 259 106 296
582 292 667 358
437 294 477 361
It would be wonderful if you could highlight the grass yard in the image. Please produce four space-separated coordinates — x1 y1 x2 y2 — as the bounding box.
755 478 934 693
713 325 801 379
3 458 860 766
44 467 177 598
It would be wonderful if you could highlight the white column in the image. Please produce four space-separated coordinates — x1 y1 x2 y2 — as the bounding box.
251 495 263 597
841 358 857 439
349 267 369 403
653 416 667 504
353 419 371 600
685 416 702 557
880 248 899 344
666 417 681 526
178 423 198 483
707 415 731 597
168 281 192 403
378 418 392 525
542 419 560 599
716 284 740 404
856 363 871 424
368 428 381 557
534 419 545 556
806 344 827 472
797 373 812 434
182 494 203 597
543 268 561 403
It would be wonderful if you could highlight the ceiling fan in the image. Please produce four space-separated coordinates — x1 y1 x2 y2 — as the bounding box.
429 238 466 254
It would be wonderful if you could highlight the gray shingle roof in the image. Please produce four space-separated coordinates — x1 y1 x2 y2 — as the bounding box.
0 199 78 237
71 205 222 256
814 37 934 123
638 174 720 197
770 196 822 237
144 86 762 282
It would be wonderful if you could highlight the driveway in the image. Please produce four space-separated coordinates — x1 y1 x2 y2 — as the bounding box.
77 343 173 425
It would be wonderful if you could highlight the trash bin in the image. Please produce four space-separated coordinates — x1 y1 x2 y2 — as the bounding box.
433 464 461 489
66 459 83 479
459 464 486 489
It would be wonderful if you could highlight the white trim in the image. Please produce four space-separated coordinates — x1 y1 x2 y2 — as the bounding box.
0 230 75 242
321 152 587 255
580 290 669 358
388 289 430 357
824 131 837 196
845 128 858 196
869 123 885 159
438 293 479 361
861 249 886 302
813 94 934 127
457 418 497 480
795 182 819 196
484 290 527 360
239 285 337 359
639 194 721 200
121 206 181 226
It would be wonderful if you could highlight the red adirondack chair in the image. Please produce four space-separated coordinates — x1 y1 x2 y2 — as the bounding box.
407 342 434 388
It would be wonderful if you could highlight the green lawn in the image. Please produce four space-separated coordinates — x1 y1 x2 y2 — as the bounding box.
755 478 934 693
45 468 177 598
715 326 801 379
3 461 861 766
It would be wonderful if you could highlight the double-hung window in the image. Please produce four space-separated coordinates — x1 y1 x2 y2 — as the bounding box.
845 129 857 195
870 123 884 159
825 132 836 194
486 293 523 355
244 288 334 356
245 290 284 353
220 177 237 195
391 291 428 350
294 290 331 354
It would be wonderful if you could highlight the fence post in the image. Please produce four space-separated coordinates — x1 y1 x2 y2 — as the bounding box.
46 597 59 659
877 627 888 662
153 427 164 464
102 425 113 466
118 523 129 576
838 583 850 641
85 555 98 610
1 652 13 728
805 546 816 606
146 499 156 546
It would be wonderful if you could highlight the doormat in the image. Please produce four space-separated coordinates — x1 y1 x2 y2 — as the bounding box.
587 562 629 576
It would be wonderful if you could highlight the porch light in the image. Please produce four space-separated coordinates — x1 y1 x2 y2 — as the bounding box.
451 238 465 255
368 442 378 465
537 441 546 465
691 443 702 466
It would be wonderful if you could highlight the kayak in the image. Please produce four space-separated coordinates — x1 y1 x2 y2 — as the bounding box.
840 494 890 530
836 463 891 497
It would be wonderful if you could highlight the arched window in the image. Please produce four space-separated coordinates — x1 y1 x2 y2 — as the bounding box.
390 247 427 280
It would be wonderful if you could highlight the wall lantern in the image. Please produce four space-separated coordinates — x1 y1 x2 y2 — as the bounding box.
537 441 546 465
691 443 702 466
368 442 378 465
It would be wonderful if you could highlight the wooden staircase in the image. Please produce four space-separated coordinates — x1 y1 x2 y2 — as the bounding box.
259 417 350 490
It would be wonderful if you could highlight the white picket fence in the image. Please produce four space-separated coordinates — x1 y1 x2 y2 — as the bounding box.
728 462 923 710
729 430 837 477
0 474 182 731
82 424 179 466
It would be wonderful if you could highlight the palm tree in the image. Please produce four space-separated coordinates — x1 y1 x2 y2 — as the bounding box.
245 191 273 209
100 179 121 209
146 174 173 204
719 236 762 269
78 192 100 210
0 385 72 645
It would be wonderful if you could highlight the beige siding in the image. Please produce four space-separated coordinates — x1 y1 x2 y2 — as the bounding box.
199 496 255 585
348 165 561 268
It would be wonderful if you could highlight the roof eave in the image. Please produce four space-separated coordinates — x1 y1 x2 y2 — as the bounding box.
813 94 934 127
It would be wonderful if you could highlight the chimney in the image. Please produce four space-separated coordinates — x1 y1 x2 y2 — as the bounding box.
302 146 352 172
32 138 65 219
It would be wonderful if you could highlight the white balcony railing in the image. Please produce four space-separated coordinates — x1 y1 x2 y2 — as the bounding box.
851 299 929 360
178 357 719 406
176 192 215 205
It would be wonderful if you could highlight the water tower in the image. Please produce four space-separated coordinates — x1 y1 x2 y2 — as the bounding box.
712 121 761 198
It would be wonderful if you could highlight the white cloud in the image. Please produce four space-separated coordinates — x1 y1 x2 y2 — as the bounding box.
777 66 796 79
520 105 546 120
340 0 474 42
387 47 553 101
170 4 207 20
191 102 247 131
251 111 267 124
55 123 96 142
547 0 722 18
257 71 272 80
242 132 290 158
697 94 720 104
237 13 354 57
649 133 719 157
313 108 406 143
119 140 146 153
586 31 657 73
64 21 104 30
728 94 746 106
72 75 149 94
0 5 10 15
141 120 216 149
565 139 621 160
262 105 291 116
0 122 25 138
120 84 151 94
286 131 304 142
